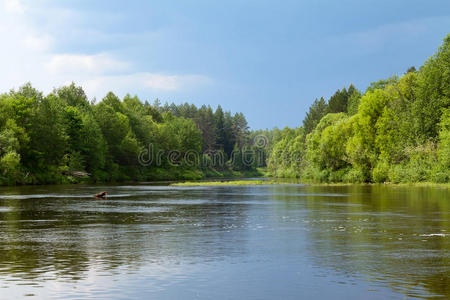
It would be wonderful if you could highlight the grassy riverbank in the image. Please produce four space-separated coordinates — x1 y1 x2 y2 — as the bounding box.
171 180 280 186
305 182 450 188
171 178 450 188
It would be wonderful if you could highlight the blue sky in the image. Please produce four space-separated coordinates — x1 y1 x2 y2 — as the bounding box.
1 0 449 129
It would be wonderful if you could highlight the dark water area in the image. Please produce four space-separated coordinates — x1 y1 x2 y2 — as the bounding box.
0 183 449 299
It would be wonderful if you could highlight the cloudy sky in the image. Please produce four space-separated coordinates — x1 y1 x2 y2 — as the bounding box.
1 0 449 128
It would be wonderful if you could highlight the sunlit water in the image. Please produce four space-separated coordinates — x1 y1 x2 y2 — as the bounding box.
0 183 449 299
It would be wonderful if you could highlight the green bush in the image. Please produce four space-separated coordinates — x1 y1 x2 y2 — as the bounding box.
343 167 367 183
0 151 22 185
372 160 390 183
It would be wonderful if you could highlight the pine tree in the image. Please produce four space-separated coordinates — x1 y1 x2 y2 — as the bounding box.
232 112 249 149
303 97 328 134
327 88 349 113
223 111 235 157
215 105 226 151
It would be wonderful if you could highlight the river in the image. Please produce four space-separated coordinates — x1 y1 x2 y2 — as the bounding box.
0 183 449 299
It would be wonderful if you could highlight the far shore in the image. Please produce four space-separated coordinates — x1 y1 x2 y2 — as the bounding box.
170 179 450 188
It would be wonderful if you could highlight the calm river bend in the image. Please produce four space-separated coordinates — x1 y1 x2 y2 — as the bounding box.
0 183 449 299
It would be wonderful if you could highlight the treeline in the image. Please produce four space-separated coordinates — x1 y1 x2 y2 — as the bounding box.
0 84 261 185
268 35 450 183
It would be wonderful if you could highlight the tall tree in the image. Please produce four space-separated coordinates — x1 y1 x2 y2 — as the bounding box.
223 111 235 157
327 88 349 113
347 88 362 116
413 34 450 141
303 97 328 134
56 83 90 108
196 105 216 151
232 112 249 149
214 105 226 151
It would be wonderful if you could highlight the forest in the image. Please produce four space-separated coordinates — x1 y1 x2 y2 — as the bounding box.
0 35 448 186
0 83 264 185
267 35 450 183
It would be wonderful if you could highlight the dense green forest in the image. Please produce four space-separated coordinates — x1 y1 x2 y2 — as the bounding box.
0 83 264 185
1 35 448 186
267 35 450 183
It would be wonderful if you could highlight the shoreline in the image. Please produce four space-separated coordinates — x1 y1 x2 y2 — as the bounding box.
171 179 450 188
0 175 448 188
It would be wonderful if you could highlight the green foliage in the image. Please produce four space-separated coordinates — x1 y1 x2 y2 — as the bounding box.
413 35 450 141
386 143 439 183
375 73 418 164
2 35 449 185
267 127 304 177
0 119 24 154
171 180 280 186
303 97 328 134
28 94 68 168
0 81 257 185
64 151 85 172
347 88 362 116
366 76 399 93
438 108 450 166
56 83 90 108
268 34 450 184
302 113 353 182
327 87 350 113
306 113 351 171
372 160 390 183
0 151 21 185
345 88 394 181
79 112 107 173
232 112 249 149
434 108 450 182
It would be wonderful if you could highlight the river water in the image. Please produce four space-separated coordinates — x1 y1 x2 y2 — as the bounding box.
0 183 449 299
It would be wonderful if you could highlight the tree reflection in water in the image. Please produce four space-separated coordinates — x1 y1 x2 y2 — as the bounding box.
0 184 449 299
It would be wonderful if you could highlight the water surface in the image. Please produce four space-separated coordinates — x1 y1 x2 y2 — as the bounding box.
0 183 449 299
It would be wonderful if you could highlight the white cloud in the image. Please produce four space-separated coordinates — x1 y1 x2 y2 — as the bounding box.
22 34 53 51
81 73 211 97
2 0 25 14
46 53 130 75
0 0 212 99
140 73 210 91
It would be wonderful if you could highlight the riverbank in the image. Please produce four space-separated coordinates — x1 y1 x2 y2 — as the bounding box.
0 168 265 187
171 180 279 186
172 179 450 188
270 179 450 188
